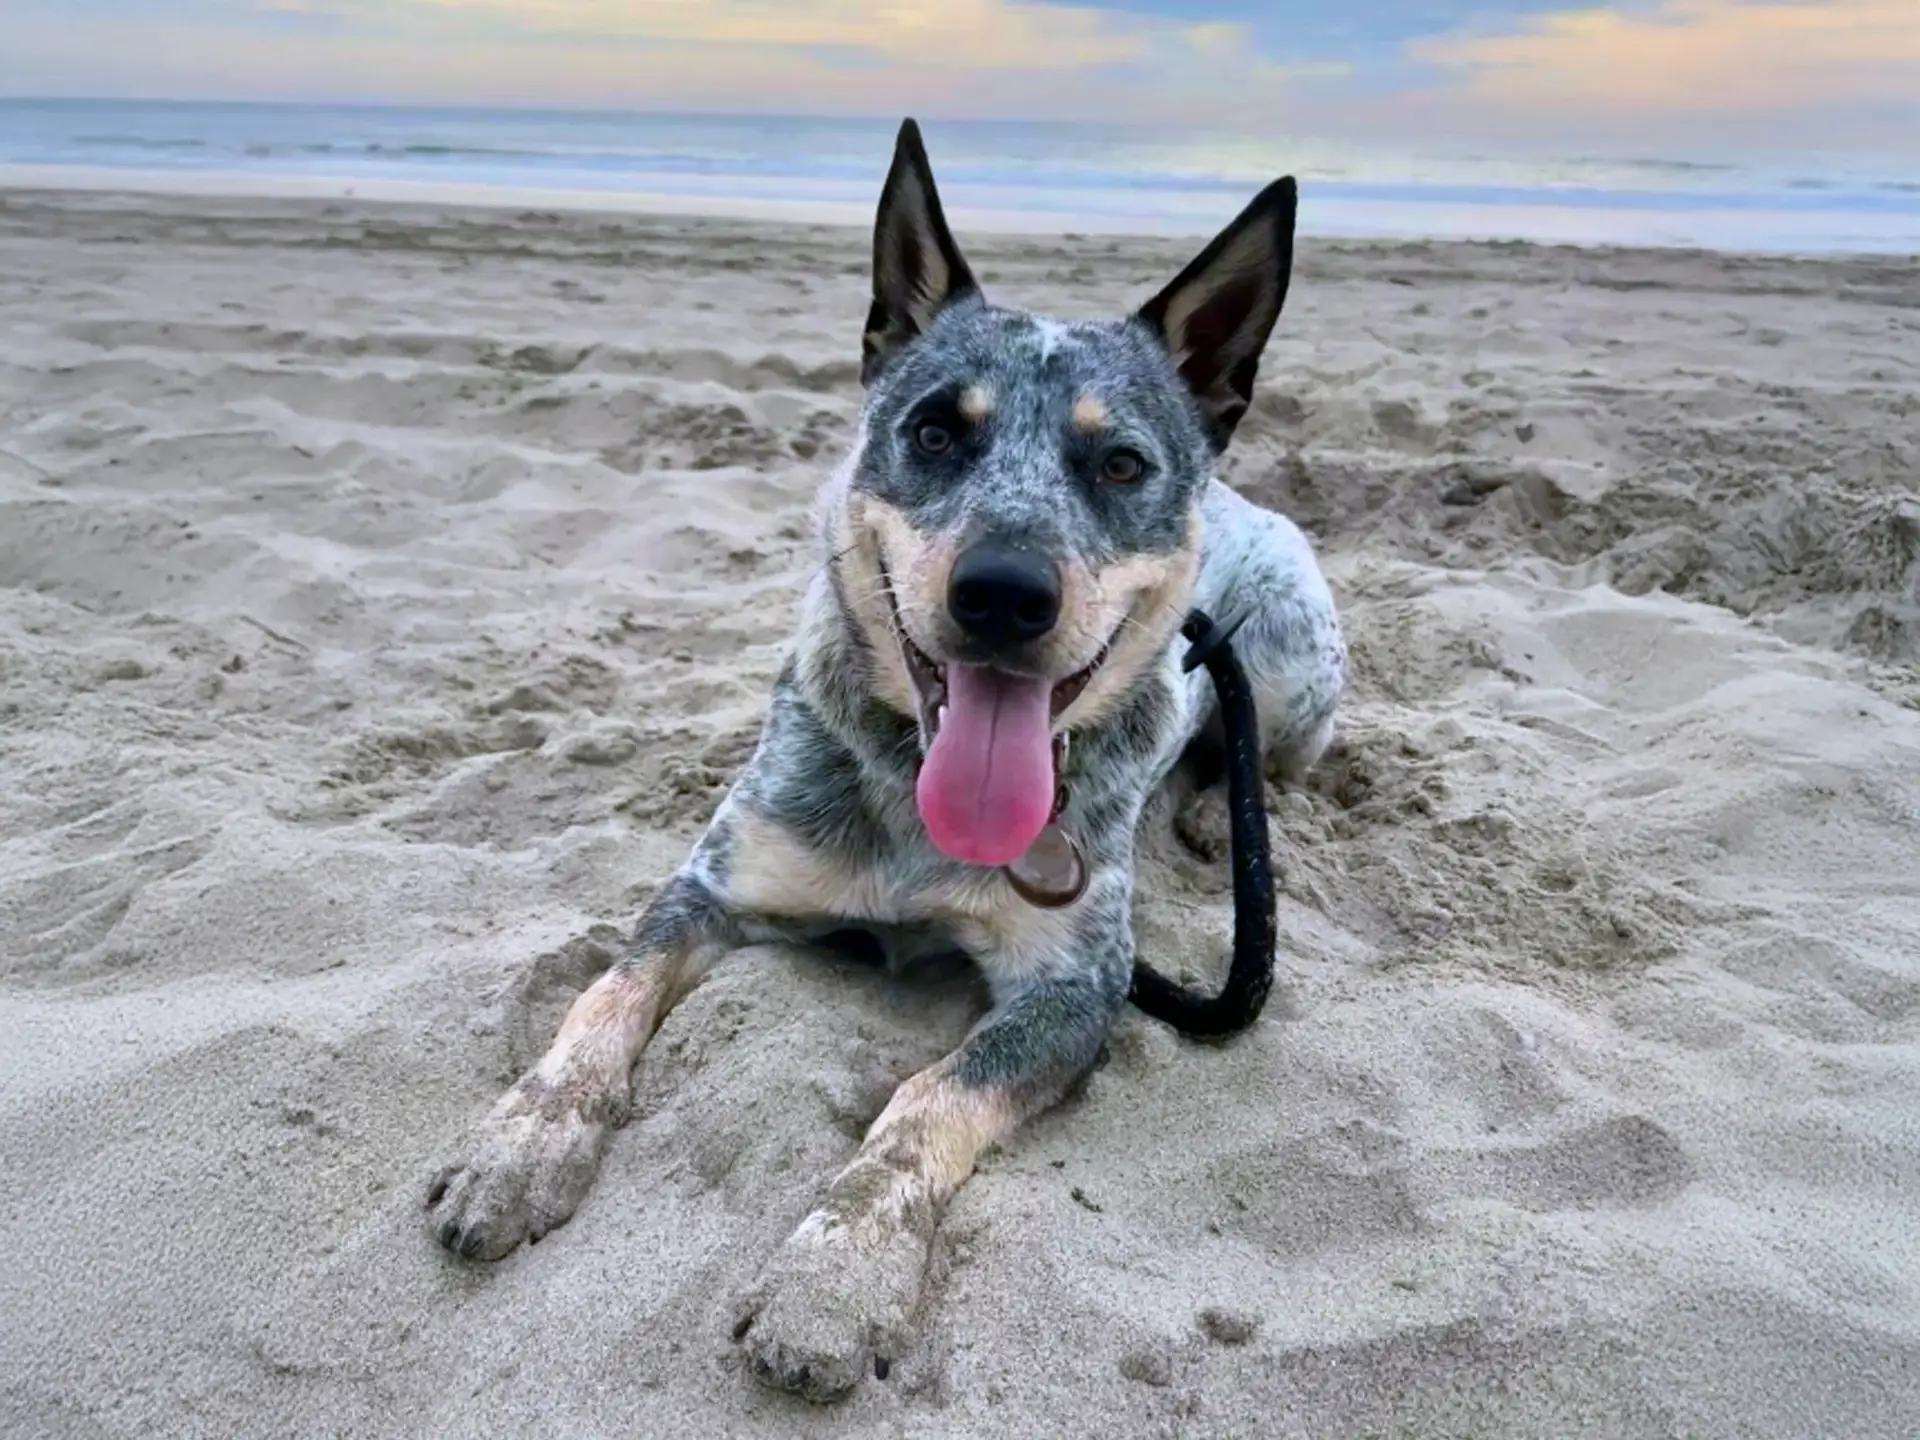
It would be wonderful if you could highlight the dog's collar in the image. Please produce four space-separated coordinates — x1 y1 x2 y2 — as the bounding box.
1002 734 1088 908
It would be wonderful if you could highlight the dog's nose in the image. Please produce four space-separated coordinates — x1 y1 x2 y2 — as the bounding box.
948 542 1061 649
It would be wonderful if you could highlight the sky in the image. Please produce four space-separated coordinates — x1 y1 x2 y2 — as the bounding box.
4 0 1919 158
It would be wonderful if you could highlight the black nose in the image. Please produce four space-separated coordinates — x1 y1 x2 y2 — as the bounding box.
948 542 1061 649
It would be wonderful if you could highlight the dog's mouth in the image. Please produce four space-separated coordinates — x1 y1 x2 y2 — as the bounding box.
896 627 1106 740
881 571 1105 870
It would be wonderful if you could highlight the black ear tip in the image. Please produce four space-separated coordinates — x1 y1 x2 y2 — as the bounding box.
890 118 939 182
1253 177 1299 243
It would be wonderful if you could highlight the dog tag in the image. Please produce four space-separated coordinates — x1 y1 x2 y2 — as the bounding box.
1003 824 1088 909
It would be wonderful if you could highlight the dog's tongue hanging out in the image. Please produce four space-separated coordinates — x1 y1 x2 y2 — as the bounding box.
916 663 1055 867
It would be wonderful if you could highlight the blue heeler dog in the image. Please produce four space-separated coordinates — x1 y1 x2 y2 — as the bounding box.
425 119 1347 1401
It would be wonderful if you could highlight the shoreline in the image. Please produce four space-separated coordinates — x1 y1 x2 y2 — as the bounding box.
6 162 1920 258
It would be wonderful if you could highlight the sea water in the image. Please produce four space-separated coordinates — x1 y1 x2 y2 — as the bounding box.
3 98 1917 254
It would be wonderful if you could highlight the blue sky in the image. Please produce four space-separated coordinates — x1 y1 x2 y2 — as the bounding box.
4 1 1917 157
1072 1 1573 56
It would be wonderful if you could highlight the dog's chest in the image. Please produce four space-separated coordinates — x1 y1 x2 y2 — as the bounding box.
724 807 1081 983
822 836 1092 986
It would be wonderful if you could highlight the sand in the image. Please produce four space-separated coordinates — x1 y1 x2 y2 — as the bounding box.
1 185 1918 1440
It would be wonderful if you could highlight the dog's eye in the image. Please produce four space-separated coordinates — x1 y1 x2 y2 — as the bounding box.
1100 450 1145 485
914 421 954 456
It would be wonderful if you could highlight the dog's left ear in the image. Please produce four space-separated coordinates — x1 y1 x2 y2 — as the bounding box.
1136 177 1297 452
862 118 979 386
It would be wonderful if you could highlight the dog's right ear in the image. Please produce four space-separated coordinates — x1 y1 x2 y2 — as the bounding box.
862 118 979 386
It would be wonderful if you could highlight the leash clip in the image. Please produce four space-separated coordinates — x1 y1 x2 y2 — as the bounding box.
1181 609 1251 674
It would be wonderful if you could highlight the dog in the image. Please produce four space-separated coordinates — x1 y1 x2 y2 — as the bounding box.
425 118 1347 1402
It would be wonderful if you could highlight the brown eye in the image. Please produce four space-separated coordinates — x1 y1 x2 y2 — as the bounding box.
915 421 953 455
1101 450 1145 484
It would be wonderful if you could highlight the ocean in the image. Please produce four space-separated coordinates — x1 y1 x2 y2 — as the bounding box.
3 98 1917 254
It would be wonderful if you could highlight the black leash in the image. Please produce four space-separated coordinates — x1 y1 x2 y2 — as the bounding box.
1128 608 1278 1039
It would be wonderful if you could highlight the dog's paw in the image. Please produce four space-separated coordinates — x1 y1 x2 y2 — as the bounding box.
730 1212 930 1402
424 1078 617 1261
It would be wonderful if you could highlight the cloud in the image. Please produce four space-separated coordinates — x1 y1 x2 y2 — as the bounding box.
263 0 1325 85
4 0 1343 128
392 0 1148 71
7 0 1914 158
1411 0 1920 114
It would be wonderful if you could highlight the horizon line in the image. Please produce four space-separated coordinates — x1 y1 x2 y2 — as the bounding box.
4 93 1187 132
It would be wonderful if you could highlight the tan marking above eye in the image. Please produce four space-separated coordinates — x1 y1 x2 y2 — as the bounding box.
958 385 993 423
1071 394 1107 434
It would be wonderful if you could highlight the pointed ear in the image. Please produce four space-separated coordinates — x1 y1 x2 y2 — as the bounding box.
1136 177 1297 452
862 118 979 386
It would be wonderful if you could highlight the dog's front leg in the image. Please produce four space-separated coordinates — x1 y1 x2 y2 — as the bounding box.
732 886 1132 1401
427 870 733 1259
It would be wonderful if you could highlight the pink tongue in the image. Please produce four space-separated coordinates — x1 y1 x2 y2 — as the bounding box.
916 663 1056 867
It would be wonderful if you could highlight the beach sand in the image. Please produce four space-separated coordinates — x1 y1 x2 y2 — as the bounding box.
2 187 1918 1439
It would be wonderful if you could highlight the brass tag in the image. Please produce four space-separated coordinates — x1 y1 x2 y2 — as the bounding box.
1002 824 1088 909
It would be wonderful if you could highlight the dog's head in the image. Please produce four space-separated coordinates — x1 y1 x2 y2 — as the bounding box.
832 119 1296 867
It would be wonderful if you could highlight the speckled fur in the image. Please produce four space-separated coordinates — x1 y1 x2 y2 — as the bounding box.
426 118 1346 1402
